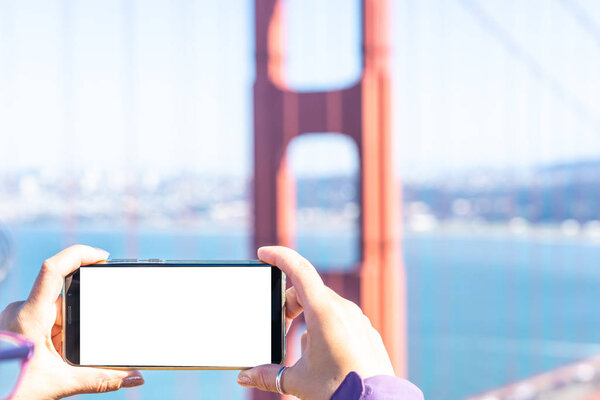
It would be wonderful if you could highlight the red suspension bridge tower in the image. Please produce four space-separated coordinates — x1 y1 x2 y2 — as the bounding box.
253 0 406 398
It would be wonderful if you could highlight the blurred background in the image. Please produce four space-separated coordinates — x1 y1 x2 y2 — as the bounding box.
2 0 600 399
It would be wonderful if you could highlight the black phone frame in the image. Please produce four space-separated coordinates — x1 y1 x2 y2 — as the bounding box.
63 260 285 368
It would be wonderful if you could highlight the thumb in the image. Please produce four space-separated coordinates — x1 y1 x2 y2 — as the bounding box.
69 367 144 394
238 364 295 395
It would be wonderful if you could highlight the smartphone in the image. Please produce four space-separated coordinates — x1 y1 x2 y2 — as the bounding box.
62 260 285 369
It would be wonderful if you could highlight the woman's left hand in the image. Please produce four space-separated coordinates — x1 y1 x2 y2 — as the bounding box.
0 245 144 400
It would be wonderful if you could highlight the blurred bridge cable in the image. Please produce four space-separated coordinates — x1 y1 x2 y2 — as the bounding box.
0 225 12 285
557 0 600 49
60 0 77 246
121 0 139 260
457 0 600 135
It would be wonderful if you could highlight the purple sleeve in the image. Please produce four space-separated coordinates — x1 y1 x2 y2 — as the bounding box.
330 371 424 400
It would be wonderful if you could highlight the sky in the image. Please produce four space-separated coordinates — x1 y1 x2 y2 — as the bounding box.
0 0 600 180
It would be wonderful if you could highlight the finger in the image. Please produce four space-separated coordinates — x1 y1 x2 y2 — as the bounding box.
70 367 144 394
258 246 326 309
285 286 303 333
238 364 296 395
53 297 62 329
300 331 308 354
51 298 62 353
27 245 109 308
285 286 303 319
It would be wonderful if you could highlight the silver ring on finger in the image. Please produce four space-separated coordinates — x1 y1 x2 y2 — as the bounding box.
275 366 288 395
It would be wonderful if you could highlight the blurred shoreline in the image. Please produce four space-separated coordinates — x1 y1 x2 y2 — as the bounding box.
2 161 600 246
5 217 600 247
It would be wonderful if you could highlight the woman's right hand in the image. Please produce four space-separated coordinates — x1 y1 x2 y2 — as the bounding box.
237 246 396 400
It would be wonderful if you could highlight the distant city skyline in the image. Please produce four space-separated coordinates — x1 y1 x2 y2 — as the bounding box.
0 0 600 180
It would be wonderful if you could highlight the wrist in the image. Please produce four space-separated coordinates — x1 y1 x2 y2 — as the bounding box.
330 371 364 400
330 371 424 400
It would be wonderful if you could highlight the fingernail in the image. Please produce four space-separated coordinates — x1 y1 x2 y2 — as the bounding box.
121 376 144 388
237 374 253 386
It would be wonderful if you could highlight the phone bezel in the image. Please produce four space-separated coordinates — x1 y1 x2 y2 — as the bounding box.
63 260 286 369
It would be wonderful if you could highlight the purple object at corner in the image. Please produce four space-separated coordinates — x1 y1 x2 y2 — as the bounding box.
330 371 424 400
0 331 35 400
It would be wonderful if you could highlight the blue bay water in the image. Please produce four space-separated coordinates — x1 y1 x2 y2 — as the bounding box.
1 225 600 399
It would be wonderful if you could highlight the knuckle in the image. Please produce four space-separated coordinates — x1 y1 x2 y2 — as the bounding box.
0 301 25 331
314 292 335 315
326 303 348 328
298 258 313 272
295 259 316 279
41 259 56 275
256 369 273 392
302 256 321 276
323 297 367 333
95 377 117 393
5 301 24 314
71 244 88 253
95 380 110 393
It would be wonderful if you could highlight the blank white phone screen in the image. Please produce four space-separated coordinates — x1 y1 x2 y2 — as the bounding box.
79 266 272 367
